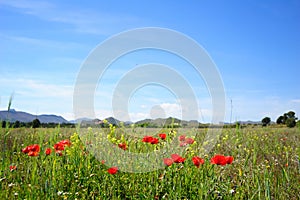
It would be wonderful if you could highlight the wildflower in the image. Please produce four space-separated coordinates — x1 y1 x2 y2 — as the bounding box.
180 142 187 147
142 136 153 143
54 143 65 151
185 138 194 144
178 135 186 141
118 143 127 150
54 139 71 151
285 163 288 167
55 150 63 156
158 133 166 140
210 154 234 165
225 156 234 164
210 154 227 166
45 148 52 155
101 160 105 164
163 158 174 166
192 156 204 167
28 151 39 156
9 165 17 172
108 166 118 174
22 144 40 156
8 183 15 187
142 136 159 144
59 139 71 147
171 154 185 163
150 138 159 144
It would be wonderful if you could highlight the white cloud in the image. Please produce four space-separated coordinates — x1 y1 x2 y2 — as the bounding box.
129 112 149 122
0 77 75 118
0 34 88 51
2 78 74 98
291 99 300 103
0 0 53 11
0 0 141 35
159 103 182 119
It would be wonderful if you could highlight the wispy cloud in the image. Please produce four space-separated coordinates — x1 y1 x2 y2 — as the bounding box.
1 33 88 50
291 99 300 104
0 78 75 119
0 0 53 12
0 0 141 35
0 78 73 98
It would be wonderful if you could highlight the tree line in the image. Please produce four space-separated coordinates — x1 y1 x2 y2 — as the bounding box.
1 118 75 128
262 111 299 128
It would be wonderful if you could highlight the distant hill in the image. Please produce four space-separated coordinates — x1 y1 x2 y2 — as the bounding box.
73 117 121 126
74 116 202 127
1 109 264 127
0 109 69 124
135 117 200 128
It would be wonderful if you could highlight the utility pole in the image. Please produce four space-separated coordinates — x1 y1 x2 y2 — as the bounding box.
230 99 233 124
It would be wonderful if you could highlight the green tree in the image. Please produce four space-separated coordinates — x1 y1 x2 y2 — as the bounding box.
276 111 297 127
261 117 271 126
276 115 285 124
286 118 296 128
297 120 300 129
14 120 20 128
1 121 6 128
32 119 41 128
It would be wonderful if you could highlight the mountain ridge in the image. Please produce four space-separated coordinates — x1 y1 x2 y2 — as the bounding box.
0 109 263 125
0 109 69 124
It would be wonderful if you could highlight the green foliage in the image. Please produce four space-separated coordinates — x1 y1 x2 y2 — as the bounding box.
32 118 41 128
1 127 300 199
1 120 6 128
261 117 271 126
13 120 20 128
277 111 298 128
276 115 284 124
297 121 300 129
286 118 296 128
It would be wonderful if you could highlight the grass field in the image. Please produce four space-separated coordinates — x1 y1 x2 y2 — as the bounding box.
0 125 299 199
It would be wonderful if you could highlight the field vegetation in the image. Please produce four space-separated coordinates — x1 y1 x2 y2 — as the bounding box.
0 123 299 199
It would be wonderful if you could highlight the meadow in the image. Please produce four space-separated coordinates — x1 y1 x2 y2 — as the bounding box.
0 124 299 199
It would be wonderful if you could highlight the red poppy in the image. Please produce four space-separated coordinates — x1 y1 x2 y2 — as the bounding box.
150 138 159 144
163 158 174 166
210 154 231 166
54 139 71 151
225 156 234 164
178 135 186 141
142 136 153 143
142 136 159 144
185 138 194 144
55 150 63 156
28 151 39 157
118 143 127 150
59 139 71 147
171 154 185 163
180 142 187 147
22 144 40 156
158 133 167 140
285 163 288 167
192 156 205 167
22 144 40 154
45 148 52 155
101 160 105 164
9 165 17 172
54 143 65 151
108 166 118 174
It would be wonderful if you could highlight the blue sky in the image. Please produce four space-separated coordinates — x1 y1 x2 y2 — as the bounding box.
0 0 299 122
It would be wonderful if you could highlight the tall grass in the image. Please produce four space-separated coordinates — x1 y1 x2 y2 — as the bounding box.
0 126 299 199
